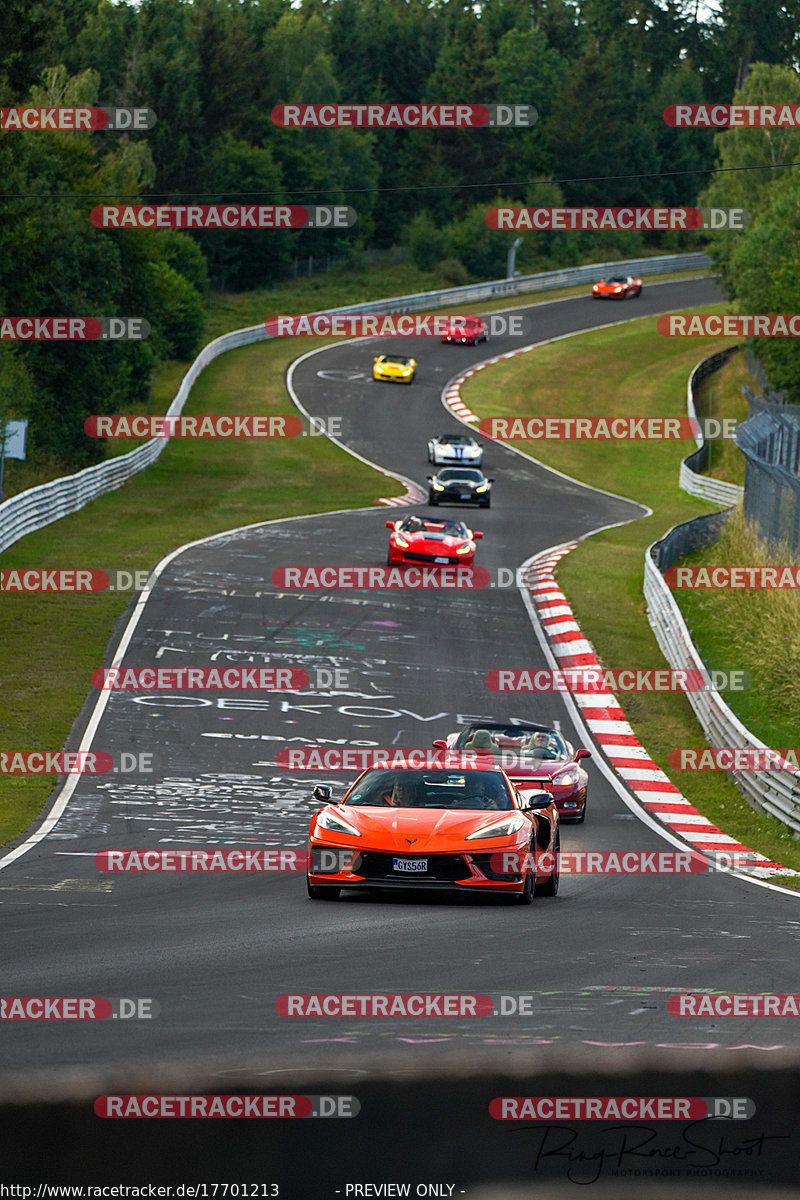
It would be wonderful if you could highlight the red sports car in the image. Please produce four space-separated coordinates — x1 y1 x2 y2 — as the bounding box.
307 766 560 904
385 515 483 567
591 275 642 299
434 721 591 823
440 315 489 344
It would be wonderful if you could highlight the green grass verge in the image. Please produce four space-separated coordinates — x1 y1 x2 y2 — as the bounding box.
674 507 800 749
461 308 800 876
692 348 749 486
0 338 384 849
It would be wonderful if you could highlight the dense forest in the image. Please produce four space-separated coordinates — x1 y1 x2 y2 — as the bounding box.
1 0 800 469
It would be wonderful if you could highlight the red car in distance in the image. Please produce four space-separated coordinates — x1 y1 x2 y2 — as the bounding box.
386 515 483 567
440 315 489 344
434 721 591 822
591 275 642 299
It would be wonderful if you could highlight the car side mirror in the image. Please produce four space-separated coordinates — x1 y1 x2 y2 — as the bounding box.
473 531 483 539
386 521 395 529
312 785 332 802
523 790 552 810
576 749 592 760
431 739 448 750
488 478 496 483
426 476 433 482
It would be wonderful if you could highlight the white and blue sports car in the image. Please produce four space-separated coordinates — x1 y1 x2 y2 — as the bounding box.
427 434 483 466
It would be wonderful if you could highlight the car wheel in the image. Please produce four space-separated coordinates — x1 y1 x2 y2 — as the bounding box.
429 494 438 505
482 499 491 508
574 798 586 824
535 830 560 897
307 880 341 900
516 858 534 905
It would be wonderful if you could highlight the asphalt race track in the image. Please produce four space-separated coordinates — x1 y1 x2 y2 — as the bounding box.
4 277 800 1187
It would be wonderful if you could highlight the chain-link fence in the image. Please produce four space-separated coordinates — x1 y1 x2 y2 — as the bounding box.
736 351 800 553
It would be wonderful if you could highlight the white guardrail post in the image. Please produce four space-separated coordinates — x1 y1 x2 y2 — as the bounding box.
0 252 709 554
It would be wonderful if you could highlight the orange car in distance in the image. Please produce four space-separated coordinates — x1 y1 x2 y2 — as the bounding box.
591 274 643 299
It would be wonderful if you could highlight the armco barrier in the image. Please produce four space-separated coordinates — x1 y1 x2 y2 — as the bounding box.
645 515 800 834
1 1048 799 1189
0 252 709 554
679 346 744 506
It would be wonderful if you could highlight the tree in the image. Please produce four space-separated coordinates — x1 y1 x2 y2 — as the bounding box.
726 172 800 400
699 63 800 289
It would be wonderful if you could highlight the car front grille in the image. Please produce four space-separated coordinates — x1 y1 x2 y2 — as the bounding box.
352 852 471 882
403 552 460 565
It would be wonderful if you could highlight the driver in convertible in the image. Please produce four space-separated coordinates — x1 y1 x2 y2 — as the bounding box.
525 731 557 759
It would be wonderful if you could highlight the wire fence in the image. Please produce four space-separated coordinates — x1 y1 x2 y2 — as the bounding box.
737 351 800 553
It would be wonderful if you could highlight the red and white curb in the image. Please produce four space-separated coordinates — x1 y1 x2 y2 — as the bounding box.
375 481 427 507
524 544 797 881
443 347 538 424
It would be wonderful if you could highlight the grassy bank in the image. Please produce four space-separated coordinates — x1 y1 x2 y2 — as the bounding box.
674 507 800 749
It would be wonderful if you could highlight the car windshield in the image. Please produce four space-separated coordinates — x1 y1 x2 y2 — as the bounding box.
400 517 469 537
439 436 472 445
343 769 514 811
382 355 411 365
608 277 627 283
438 468 483 481
454 725 570 761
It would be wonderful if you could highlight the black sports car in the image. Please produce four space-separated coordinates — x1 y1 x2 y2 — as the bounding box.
428 467 494 508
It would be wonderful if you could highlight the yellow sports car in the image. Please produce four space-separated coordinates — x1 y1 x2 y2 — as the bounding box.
373 353 417 383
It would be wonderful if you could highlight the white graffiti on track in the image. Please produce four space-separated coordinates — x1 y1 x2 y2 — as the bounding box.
49 774 345 843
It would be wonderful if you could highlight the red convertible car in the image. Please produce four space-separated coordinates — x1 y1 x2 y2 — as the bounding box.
591 275 642 299
386 515 483 567
307 766 560 904
434 721 591 823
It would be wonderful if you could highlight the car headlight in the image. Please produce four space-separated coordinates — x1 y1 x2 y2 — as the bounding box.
466 815 525 840
394 533 409 547
456 542 472 554
432 481 444 491
553 767 580 788
475 482 489 493
316 809 361 837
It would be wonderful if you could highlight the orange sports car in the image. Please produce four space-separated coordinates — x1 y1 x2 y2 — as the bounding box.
306 766 560 904
591 275 642 299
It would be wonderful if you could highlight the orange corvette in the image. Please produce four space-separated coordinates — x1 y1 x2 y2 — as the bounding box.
591 274 642 299
307 766 559 904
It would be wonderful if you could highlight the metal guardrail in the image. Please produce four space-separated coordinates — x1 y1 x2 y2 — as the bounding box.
645 513 800 835
679 346 744 506
0 252 710 554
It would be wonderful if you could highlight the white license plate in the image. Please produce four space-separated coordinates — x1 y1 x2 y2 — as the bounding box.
434 556 449 564
393 857 428 873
